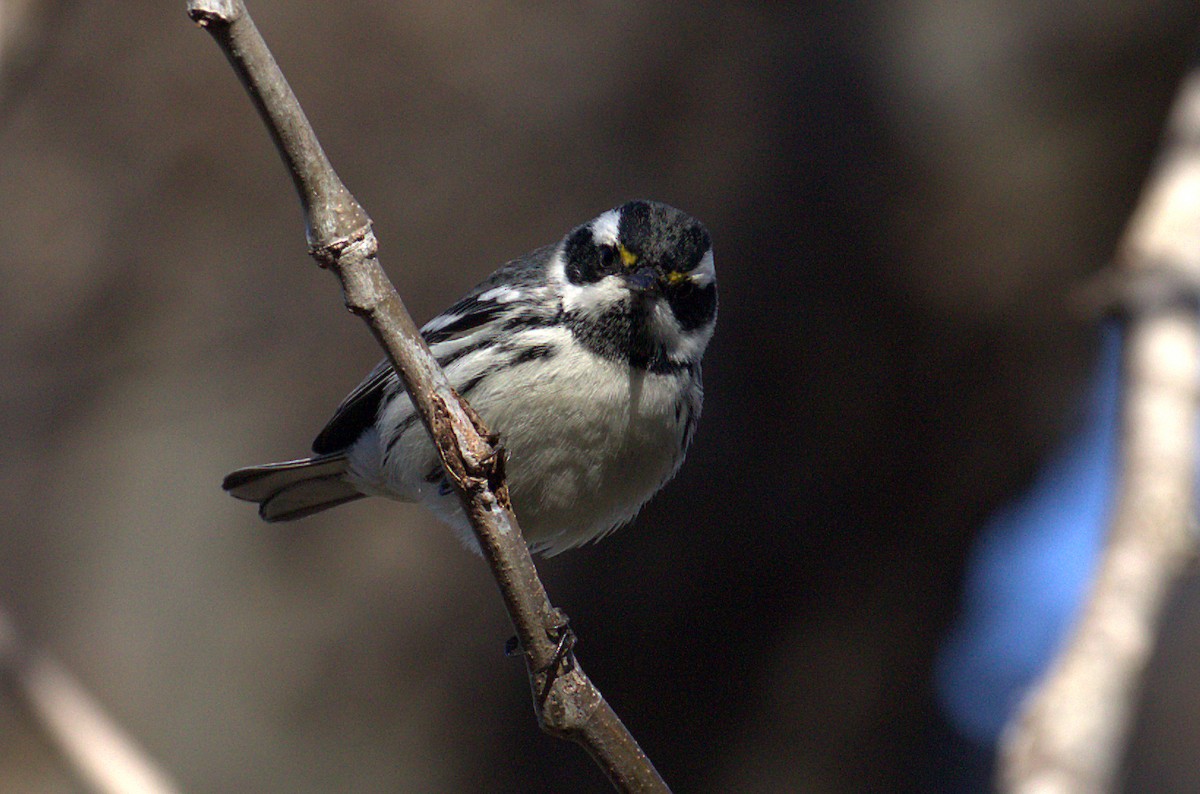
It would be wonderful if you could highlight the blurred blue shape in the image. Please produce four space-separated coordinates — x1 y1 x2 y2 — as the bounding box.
934 325 1121 744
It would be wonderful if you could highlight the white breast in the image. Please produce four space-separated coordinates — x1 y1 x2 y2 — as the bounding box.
348 329 693 555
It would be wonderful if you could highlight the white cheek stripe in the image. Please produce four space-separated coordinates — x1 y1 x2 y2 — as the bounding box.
651 301 714 363
549 246 610 314
549 247 588 311
563 276 626 316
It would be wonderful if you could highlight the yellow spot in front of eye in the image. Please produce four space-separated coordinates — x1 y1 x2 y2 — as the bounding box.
664 271 689 286
618 245 639 268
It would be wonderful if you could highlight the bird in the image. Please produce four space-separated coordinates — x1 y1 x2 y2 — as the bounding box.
223 200 717 556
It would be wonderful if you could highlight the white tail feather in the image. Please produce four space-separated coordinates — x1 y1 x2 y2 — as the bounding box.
223 455 363 522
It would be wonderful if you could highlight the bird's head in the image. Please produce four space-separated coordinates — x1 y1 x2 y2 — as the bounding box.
554 200 717 370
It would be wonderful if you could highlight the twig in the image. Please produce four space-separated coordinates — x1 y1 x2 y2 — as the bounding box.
0 608 182 794
999 66 1200 793
185 2 668 790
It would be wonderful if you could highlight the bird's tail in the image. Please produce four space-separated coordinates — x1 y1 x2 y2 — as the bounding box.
223 453 364 522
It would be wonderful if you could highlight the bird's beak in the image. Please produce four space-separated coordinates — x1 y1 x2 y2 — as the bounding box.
626 266 659 292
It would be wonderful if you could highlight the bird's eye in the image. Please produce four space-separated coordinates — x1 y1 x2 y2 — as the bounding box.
597 244 618 268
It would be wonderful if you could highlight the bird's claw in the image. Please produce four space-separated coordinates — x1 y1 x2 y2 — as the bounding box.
535 611 576 679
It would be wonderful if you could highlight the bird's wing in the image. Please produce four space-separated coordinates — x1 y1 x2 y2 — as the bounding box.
311 359 396 454
310 245 557 455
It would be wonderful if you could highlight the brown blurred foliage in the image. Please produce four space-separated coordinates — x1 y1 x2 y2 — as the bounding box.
1 1 1199 792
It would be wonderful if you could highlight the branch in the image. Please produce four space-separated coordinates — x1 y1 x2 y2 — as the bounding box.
0 608 181 794
185 2 668 790
999 66 1200 793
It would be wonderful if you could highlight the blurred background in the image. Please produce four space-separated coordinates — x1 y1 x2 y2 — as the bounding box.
2 1 1200 791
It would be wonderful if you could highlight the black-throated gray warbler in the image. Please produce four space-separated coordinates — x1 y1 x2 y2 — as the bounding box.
224 200 716 555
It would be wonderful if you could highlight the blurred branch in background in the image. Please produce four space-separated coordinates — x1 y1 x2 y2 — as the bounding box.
1000 61 1200 794
185 0 666 790
0 607 180 794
